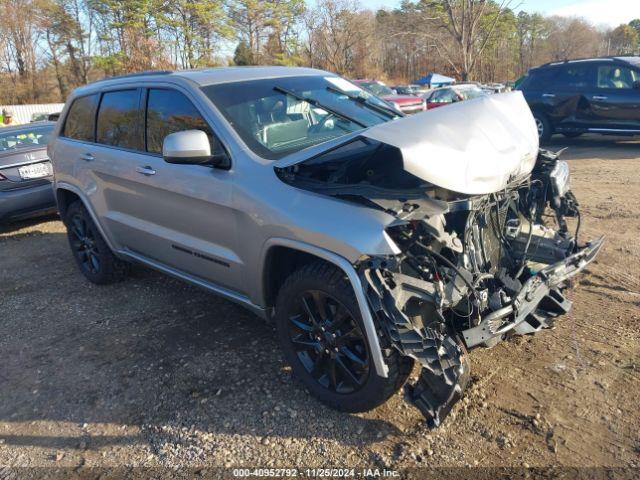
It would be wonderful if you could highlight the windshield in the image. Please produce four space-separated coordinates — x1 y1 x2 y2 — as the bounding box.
358 81 395 97
0 125 54 152
202 76 395 160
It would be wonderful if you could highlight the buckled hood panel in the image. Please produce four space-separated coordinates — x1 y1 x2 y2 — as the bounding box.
360 91 539 194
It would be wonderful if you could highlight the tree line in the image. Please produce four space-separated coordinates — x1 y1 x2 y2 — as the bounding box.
1 0 639 104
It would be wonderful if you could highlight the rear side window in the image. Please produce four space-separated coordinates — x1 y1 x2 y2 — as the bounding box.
520 68 560 91
63 94 99 142
555 65 595 90
96 90 143 150
146 89 213 154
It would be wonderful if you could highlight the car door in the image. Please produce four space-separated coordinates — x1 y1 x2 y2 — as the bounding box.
587 63 640 132
99 86 243 293
543 63 596 131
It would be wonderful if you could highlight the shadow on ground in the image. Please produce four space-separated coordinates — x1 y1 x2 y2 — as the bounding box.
545 134 640 161
0 227 401 453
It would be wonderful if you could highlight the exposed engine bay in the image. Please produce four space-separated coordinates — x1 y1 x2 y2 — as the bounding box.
274 94 603 427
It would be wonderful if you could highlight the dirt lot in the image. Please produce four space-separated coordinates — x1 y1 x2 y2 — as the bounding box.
1 135 639 473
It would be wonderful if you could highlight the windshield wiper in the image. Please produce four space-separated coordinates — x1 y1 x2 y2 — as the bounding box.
273 86 367 128
325 86 402 119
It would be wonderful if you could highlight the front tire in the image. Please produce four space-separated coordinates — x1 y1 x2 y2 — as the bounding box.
64 201 130 284
533 112 552 143
275 262 413 413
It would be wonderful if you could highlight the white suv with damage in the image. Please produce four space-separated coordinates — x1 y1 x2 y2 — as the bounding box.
48 67 603 426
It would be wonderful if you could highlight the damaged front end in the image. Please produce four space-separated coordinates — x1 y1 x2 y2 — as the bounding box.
355 148 603 426
274 93 602 426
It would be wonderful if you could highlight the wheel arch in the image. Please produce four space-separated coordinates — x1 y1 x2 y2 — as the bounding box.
259 238 389 378
55 187 81 222
54 182 117 252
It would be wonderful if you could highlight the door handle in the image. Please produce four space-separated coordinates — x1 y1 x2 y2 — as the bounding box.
135 165 156 176
592 95 608 100
542 93 556 98
80 153 94 162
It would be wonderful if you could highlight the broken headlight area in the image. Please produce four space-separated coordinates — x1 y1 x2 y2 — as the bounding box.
356 150 603 427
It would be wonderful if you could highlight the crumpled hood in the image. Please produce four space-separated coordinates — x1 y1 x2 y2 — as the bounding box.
361 91 539 194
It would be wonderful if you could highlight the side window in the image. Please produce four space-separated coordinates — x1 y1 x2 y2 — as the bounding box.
96 90 143 150
146 89 215 154
555 65 595 90
597 65 639 89
63 94 99 142
524 68 560 91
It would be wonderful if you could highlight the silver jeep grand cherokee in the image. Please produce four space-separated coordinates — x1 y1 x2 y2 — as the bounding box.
49 67 602 426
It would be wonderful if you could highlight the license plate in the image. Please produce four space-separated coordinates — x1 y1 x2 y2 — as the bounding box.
18 162 51 180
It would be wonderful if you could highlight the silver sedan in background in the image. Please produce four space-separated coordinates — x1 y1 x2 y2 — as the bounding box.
0 121 57 222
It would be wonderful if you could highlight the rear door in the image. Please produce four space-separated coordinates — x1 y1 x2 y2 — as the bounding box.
545 63 596 131
587 63 640 132
101 86 242 293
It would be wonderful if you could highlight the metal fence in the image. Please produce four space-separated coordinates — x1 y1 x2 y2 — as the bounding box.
0 103 65 125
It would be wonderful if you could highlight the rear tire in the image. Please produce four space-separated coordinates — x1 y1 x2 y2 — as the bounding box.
64 201 130 284
533 112 552 143
275 261 413 413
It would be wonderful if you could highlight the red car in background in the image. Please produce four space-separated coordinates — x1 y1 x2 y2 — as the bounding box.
353 80 426 114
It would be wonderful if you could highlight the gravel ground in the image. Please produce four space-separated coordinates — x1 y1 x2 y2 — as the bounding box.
1 135 639 474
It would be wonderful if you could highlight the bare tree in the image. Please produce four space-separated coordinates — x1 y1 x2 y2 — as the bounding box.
304 0 379 77
423 0 516 81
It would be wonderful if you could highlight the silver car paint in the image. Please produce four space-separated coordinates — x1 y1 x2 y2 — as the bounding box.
50 69 402 375
49 67 532 378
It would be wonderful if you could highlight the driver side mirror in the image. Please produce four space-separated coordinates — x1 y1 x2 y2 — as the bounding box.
163 130 229 168
633 80 640 90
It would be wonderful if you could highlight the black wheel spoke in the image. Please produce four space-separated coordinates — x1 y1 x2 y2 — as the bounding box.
89 252 100 272
301 295 323 329
311 291 333 324
336 357 363 387
327 305 350 332
287 288 369 395
311 351 327 379
334 327 360 347
339 345 367 367
291 335 320 350
71 217 85 238
289 314 314 332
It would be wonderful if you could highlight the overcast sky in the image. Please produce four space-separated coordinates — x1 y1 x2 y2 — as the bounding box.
353 0 639 28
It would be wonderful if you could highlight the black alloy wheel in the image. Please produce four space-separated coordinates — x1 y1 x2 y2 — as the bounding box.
64 201 130 284
287 289 370 394
275 262 414 413
69 213 101 275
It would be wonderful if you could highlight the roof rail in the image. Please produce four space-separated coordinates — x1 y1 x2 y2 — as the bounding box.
536 55 637 69
93 70 174 84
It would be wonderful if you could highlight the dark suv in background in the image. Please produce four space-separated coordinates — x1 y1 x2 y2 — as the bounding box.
518 56 640 141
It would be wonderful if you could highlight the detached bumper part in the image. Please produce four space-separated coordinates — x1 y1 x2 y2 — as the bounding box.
359 236 603 427
462 236 604 348
361 262 468 428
